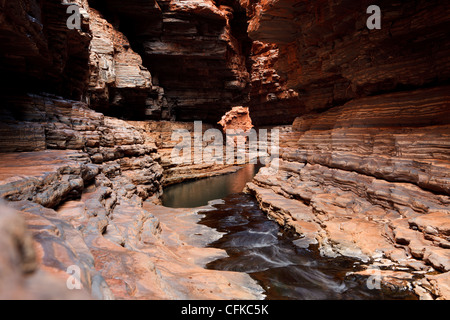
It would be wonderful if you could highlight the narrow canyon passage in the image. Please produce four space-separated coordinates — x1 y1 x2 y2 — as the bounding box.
0 0 449 301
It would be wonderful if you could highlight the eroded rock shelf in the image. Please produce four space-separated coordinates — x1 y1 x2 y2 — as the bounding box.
0 0 449 300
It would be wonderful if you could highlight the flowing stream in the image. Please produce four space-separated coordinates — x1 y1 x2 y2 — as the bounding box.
162 164 415 300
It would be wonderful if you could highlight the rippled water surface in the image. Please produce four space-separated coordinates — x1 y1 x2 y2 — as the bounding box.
200 193 391 300
163 165 415 300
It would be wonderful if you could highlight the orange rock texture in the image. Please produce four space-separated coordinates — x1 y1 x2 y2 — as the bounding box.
244 0 450 299
0 0 449 300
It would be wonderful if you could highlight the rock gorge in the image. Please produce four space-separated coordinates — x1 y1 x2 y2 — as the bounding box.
0 0 449 300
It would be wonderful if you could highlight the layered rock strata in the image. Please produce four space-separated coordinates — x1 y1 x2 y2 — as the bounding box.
87 7 171 120
0 93 163 200
0 0 92 100
0 178 264 299
1 0 253 124
0 0 267 299
89 0 252 122
128 120 248 186
246 41 300 126
1 0 449 301
245 0 450 299
0 94 263 299
245 0 450 116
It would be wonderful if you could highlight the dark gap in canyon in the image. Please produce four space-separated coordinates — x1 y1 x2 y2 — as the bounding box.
0 1 91 102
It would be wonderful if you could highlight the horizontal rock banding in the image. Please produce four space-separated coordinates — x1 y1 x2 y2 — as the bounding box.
1 0 449 300
246 0 450 299
0 93 263 299
246 0 450 116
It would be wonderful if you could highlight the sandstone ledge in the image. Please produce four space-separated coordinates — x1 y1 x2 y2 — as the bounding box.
0 93 264 299
0 151 264 300
245 160 450 299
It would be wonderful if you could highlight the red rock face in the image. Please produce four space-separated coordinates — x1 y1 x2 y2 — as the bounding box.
0 95 264 300
1 0 450 300
0 0 91 100
128 120 244 186
218 106 253 133
246 41 300 126
87 7 170 120
246 0 450 115
0 0 253 123
89 0 252 123
218 106 254 147
245 0 450 299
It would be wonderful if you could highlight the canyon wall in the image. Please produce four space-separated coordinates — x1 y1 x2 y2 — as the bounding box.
246 41 300 126
245 0 450 299
88 0 252 122
0 92 262 299
1 0 254 123
1 0 449 300
128 120 244 186
0 0 263 300
246 0 450 115
0 0 91 100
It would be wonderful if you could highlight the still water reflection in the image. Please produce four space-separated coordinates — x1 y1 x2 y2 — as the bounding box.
162 164 261 208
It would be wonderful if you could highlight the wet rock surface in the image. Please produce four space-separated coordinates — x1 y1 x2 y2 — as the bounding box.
0 203 92 300
0 0 449 301
241 0 450 300
244 115 449 299
244 116 449 299
0 93 264 299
